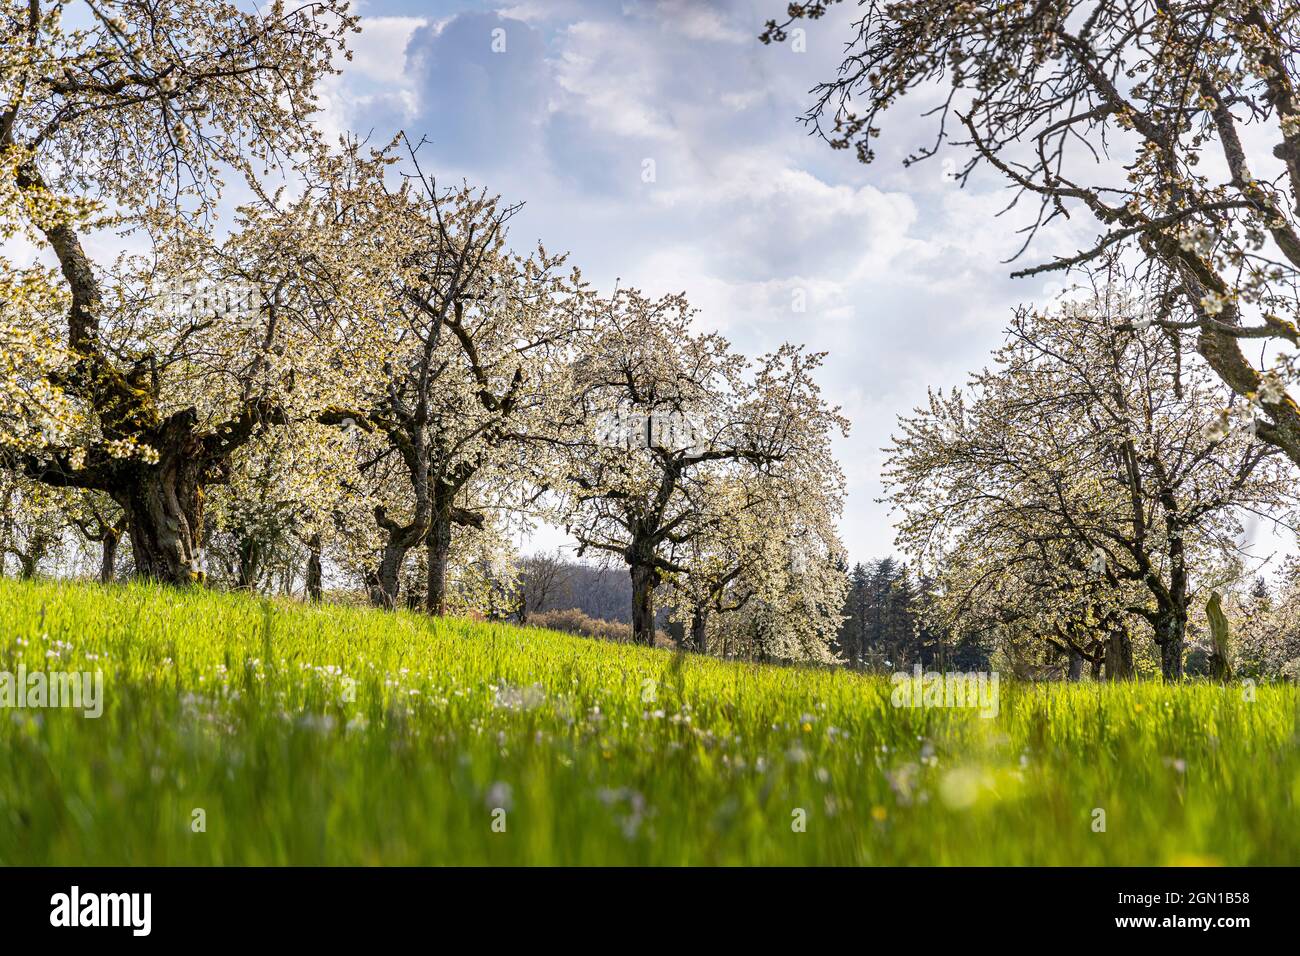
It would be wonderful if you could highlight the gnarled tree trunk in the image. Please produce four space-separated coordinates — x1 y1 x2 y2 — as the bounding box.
99 531 119 584
112 438 208 585
1154 611 1186 682
369 535 413 609
305 533 323 602
423 500 484 617
1105 624 1135 681
1149 498 1190 682
1066 648 1086 682
630 562 659 646
366 501 430 609
425 508 453 616
236 536 263 591
689 605 709 653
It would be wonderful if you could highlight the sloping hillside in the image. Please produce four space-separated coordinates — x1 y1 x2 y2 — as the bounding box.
1 580 1296 864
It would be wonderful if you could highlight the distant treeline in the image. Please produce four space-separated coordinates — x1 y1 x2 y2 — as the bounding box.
834 559 990 672
520 552 991 670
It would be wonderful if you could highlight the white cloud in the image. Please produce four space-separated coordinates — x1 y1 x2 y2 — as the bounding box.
348 16 429 84
651 0 750 44
318 14 428 141
554 21 678 141
498 1 589 23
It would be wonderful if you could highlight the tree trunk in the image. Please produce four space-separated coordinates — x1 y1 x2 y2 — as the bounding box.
366 499 431 609
1206 591 1234 682
1153 501 1189 682
305 533 322 602
0 498 11 578
99 532 119 584
1105 625 1134 681
1155 611 1186 682
115 461 205 584
1156 549 1188 682
369 538 408 609
236 536 262 591
425 509 453 616
1066 648 1085 682
689 605 709 653
18 549 40 580
630 563 659 646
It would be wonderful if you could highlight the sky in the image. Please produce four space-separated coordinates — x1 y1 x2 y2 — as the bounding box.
313 0 1102 564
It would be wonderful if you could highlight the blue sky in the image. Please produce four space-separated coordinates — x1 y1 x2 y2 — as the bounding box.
317 0 1100 562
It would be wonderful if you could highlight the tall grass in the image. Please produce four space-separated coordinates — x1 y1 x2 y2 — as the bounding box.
0 578 1296 864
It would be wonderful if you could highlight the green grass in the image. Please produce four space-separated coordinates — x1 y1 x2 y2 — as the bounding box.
1 578 1297 865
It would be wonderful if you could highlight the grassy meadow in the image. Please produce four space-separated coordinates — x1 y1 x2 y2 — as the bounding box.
0 578 1297 865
